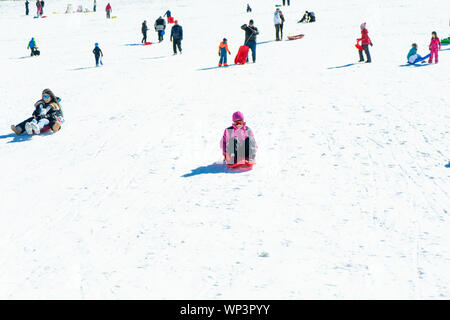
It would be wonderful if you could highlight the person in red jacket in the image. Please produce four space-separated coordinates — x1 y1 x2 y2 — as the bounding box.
358 22 373 63
105 3 112 19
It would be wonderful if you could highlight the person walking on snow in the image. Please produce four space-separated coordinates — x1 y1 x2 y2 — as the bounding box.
218 38 231 67
141 20 149 43
170 20 183 55
93 43 103 66
25 0 29 15
274 8 282 41
282 0 290 5
358 22 373 63
40 0 44 15
105 3 112 19
241 19 259 63
246 4 252 12
221 111 257 167
27 37 38 56
155 16 166 42
428 31 441 63
93 0 97 12
35 0 41 17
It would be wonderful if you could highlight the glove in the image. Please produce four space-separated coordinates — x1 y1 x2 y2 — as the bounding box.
370 43 373 47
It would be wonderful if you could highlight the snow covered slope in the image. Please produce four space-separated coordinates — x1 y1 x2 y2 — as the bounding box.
0 0 449 299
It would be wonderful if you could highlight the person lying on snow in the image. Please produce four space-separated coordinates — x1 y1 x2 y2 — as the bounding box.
221 111 257 167
11 89 64 136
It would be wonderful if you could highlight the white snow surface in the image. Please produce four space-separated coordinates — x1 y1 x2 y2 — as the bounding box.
0 0 449 299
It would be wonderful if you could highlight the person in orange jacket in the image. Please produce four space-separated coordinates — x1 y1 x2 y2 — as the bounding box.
218 38 231 67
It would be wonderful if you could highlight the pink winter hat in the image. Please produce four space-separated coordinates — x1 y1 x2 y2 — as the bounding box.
232 111 244 122
360 22 366 30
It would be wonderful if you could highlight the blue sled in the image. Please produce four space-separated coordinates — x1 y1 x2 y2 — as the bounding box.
408 53 430 65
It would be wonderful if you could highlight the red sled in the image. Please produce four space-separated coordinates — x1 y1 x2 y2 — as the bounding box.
234 45 249 65
355 40 363 51
168 16 174 24
144 42 153 45
287 34 304 40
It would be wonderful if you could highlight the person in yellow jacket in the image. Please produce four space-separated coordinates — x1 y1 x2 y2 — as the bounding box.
218 38 231 67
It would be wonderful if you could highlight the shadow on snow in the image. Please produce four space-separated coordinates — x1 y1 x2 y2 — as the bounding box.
182 162 251 177
0 133 32 143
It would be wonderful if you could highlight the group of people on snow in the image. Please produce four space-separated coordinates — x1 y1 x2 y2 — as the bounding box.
407 32 442 64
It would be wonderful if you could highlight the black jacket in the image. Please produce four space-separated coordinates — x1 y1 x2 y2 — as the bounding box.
32 98 62 120
142 22 148 33
241 24 259 43
170 24 183 41
155 17 166 30
93 47 102 57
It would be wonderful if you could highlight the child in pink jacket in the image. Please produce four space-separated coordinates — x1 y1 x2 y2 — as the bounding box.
221 111 257 167
428 31 441 63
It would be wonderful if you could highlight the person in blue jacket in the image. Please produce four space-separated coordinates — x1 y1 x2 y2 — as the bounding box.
164 10 171 18
170 20 183 55
27 37 38 56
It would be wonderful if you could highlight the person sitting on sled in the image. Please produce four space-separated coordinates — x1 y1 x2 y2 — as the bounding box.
218 38 231 67
407 43 426 64
220 111 257 167
11 88 63 135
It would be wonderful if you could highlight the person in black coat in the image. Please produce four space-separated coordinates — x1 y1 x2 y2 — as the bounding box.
141 20 149 43
11 89 63 135
170 20 183 54
241 20 259 63
40 0 44 15
246 4 252 12
93 43 103 66
154 16 166 42
25 0 29 15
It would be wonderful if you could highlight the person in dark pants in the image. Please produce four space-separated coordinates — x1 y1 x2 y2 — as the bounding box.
279 10 285 39
11 89 63 135
170 20 183 54
105 3 112 18
25 0 29 15
241 19 259 63
93 42 103 66
358 22 372 63
155 16 166 42
27 37 38 56
40 0 44 15
93 0 96 12
141 20 149 43
274 8 281 41
246 4 252 12
282 0 290 5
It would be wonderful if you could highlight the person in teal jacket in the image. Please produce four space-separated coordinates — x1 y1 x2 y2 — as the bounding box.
407 43 425 64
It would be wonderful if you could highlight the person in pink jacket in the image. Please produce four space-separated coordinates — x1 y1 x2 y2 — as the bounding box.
221 111 257 167
428 31 441 63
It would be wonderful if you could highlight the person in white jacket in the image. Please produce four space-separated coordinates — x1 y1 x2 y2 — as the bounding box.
274 8 282 41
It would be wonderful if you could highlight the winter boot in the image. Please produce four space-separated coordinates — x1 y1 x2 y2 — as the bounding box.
11 125 22 136
30 121 40 134
224 63 228 66
218 63 222 67
25 122 33 135
52 121 61 132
